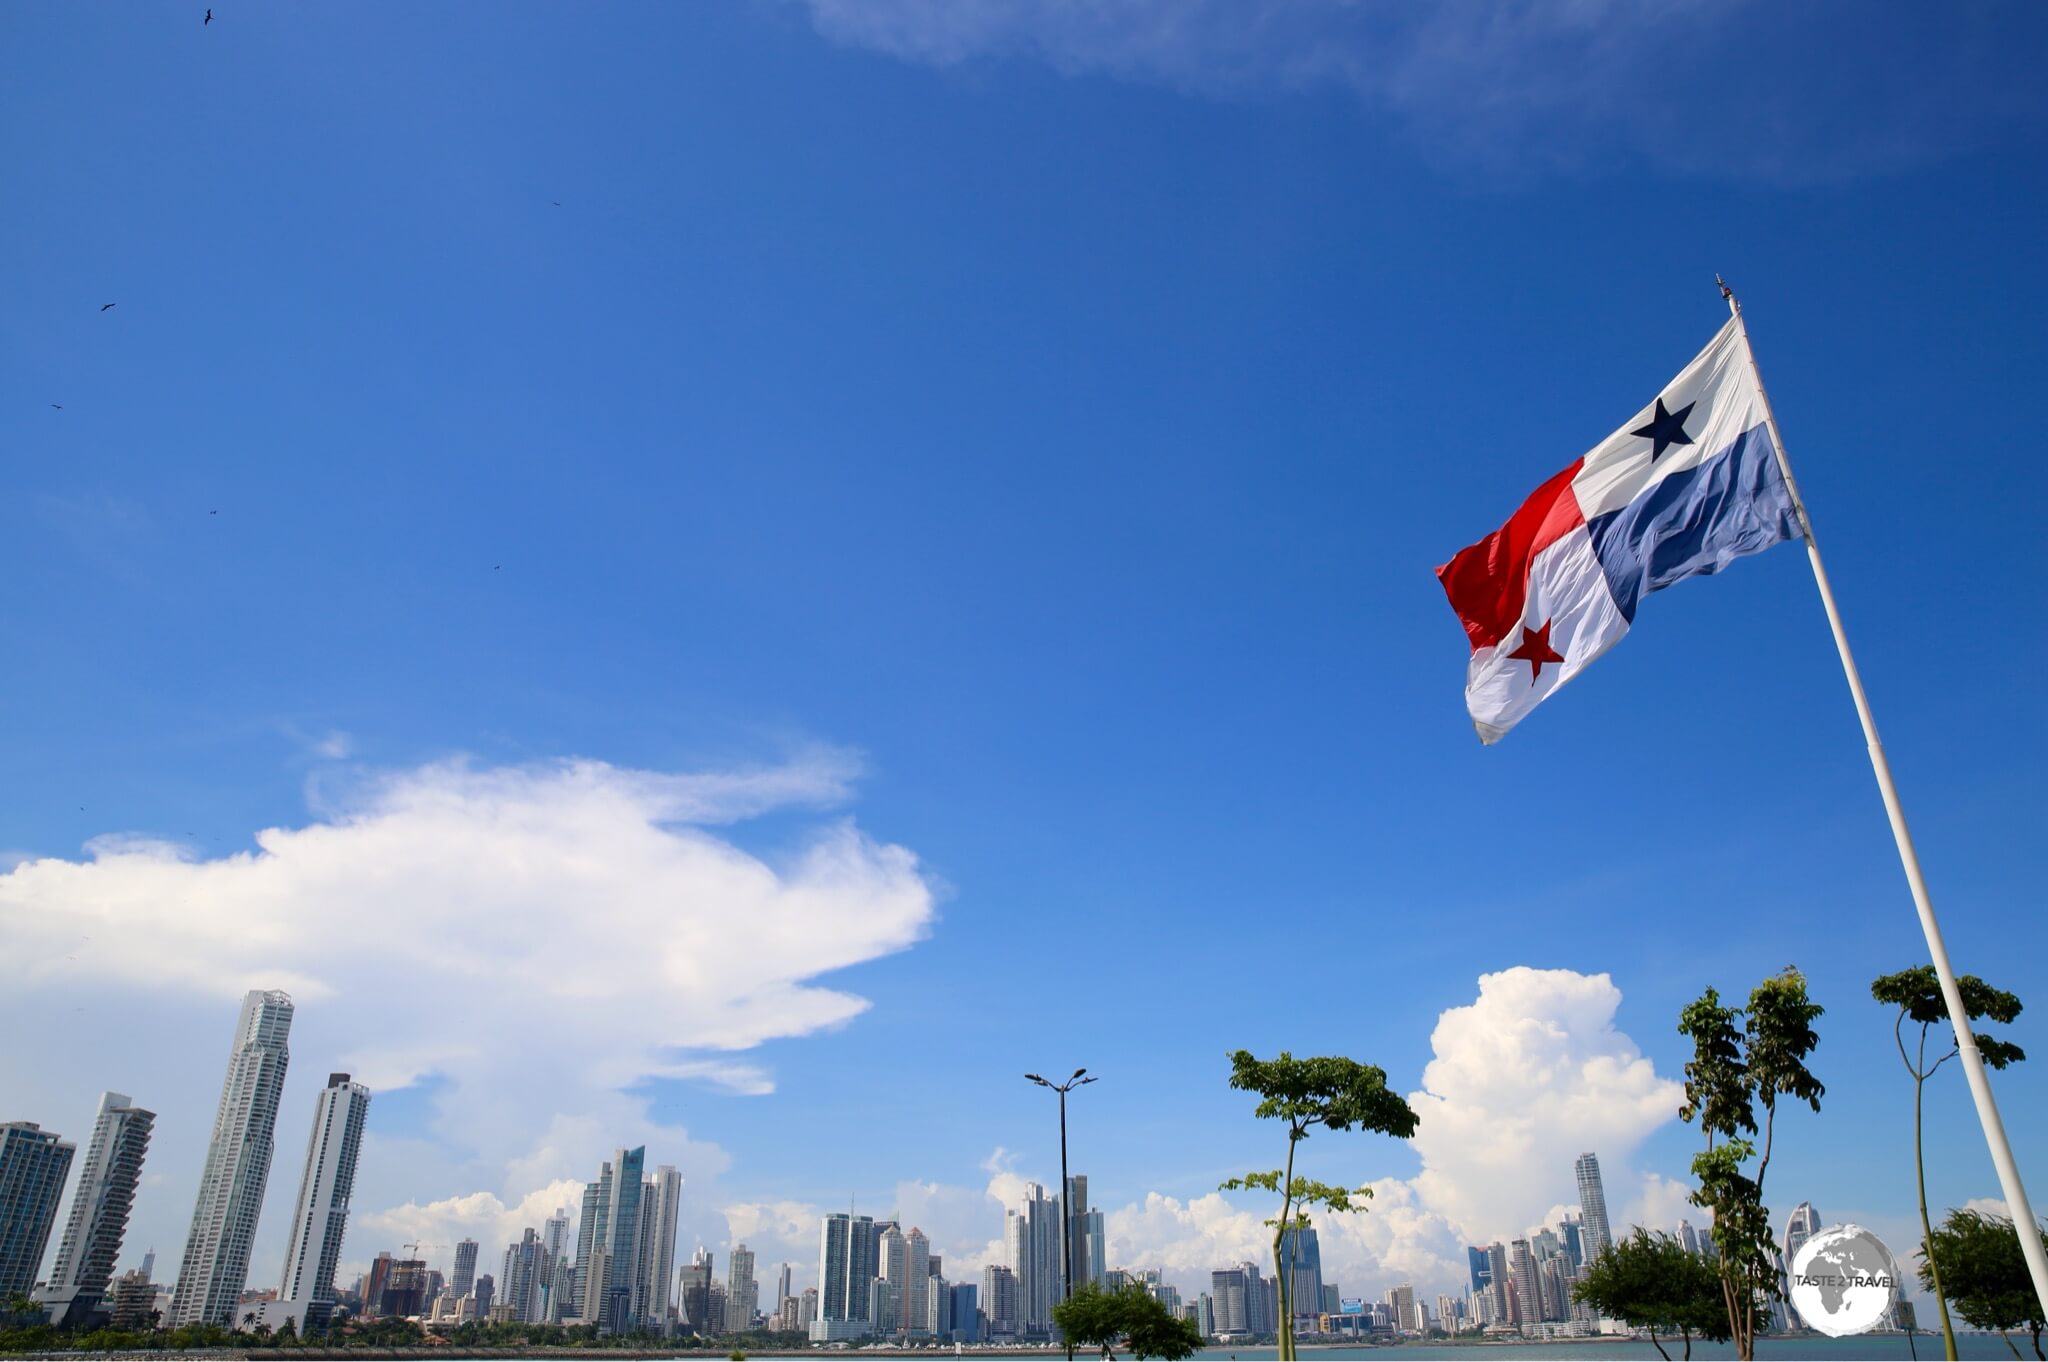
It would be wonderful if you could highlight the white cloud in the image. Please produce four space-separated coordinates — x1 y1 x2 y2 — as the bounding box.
796 0 2032 183
0 750 935 1283
1088 968 1688 1301
1407 966 1684 1246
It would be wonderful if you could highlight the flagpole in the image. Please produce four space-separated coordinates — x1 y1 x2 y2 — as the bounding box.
1719 276 2048 1317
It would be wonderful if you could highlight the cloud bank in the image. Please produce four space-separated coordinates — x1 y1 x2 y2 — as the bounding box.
1 750 937 1278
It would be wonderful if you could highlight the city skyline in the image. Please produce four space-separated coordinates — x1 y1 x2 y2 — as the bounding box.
5 0 2046 1341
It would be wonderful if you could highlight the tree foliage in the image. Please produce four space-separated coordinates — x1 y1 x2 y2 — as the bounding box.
1572 1228 1729 1361
1920 1208 2048 1361
1051 1283 1205 1362
1873 964 2026 1361
1222 1050 1419 1362
1678 968 1824 1361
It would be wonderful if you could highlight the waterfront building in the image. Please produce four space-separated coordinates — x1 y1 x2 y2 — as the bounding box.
36 1093 154 1324
1782 1202 1822 1329
982 1264 1019 1339
271 1073 369 1331
643 1167 681 1328
681 1247 713 1331
571 1178 603 1320
729 1240 758 1331
109 1268 157 1328
452 1239 478 1298
596 1146 644 1333
473 1272 494 1319
774 1261 792 1317
502 1229 544 1322
1574 1152 1613 1262
817 1212 878 1324
362 1252 394 1318
171 990 294 1328
950 1282 980 1342
0 1122 75 1301
1387 1283 1417 1333
799 1285 818 1328
1278 1225 1323 1323
1004 1183 1062 1335
1467 1245 1491 1295
1436 1294 1460 1334
1678 1219 1701 1255
1209 1267 1248 1336
1509 1239 1539 1330
1559 1214 1585 1268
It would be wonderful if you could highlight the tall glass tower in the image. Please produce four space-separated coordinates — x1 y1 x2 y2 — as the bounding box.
171 989 294 1327
0 1122 76 1301
1573 1152 1613 1262
275 1073 370 1330
37 1093 154 1324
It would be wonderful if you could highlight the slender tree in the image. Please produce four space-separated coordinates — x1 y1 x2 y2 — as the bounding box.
1678 968 1825 1360
1219 1050 1419 1362
1873 965 2027 1361
1572 1228 1729 1361
1920 1208 2048 1360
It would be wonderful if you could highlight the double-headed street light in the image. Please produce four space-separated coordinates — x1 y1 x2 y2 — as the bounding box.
1026 1068 1097 1357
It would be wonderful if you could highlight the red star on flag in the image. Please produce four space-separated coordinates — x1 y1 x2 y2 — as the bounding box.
1507 619 1565 680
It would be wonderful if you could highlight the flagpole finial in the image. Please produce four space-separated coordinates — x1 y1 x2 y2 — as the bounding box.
1716 273 1733 301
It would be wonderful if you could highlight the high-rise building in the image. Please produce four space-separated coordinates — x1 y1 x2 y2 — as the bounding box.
642 1167 681 1329
1559 1215 1585 1269
1279 1226 1324 1323
799 1285 819 1328
272 1074 369 1331
982 1264 1019 1339
1574 1153 1613 1263
36 1093 154 1324
1508 1240 1539 1331
506 1229 548 1323
362 1253 394 1318
472 1273 494 1319
0 1122 76 1301
1064 1175 1097 1289
681 1248 713 1332
1435 1294 1460 1335
571 1177 604 1321
1484 1242 1510 1324
729 1241 758 1331
1466 1245 1491 1296
171 989 295 1327
1209 1268 1249 1336
597 1147 645 1333
1782 1201 1822 1328
773 1261 792 1316
381 1257 430 1318
1005 1183 1062 1334
950 1282 980 1343
1678 1220 1701 1256
452 1240 479 1299
818 1213 878 1324
1387 1283 1418 1334
110 1268 158 1329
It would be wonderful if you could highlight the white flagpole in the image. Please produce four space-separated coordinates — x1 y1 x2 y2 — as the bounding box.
1720 277 2048 1317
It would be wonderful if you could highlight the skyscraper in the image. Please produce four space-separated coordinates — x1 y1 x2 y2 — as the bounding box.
1466 1245 1491 1295
1574 1153 1613 1263
1678 1220 1701 1256
597 1146 645 1333
273 1074 368 1331
982 1265 1018 1339
452 1240 479 1299
362 1252 394 1318
0 1122 76 1301
1782 1201 1822 1328
36 1093 154 1324
680 1248 713 1332
1064 1175 1091 1290
503 1229 544 1322
171 989 294 1327
1005 1183 1062 1334
642 1167 681 1329
1508 1240 1539 1330
541 1208 570 1323
1209 1268 1248 1336
818 1213 876 1324
774 1261 792 1316
571 1176 605 1321
729 1241 758 1331
1484 1243 1510 1324
1278 1226 1324 1324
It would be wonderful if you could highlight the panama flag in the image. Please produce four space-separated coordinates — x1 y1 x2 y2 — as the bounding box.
1436 318 1803 743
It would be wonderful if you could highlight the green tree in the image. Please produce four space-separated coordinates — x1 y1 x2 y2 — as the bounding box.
1921 1208 2048 1360
1873 965 2026 1361
1678 968 1824 1360
1218 1049 1420 1362
1052 1282 1205 1362
1572 1227 1730 1361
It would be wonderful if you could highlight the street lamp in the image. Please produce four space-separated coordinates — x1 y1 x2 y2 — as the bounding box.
1026 1068 1097 1357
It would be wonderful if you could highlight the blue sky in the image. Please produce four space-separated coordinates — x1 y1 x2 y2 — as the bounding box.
4 0 2047 1308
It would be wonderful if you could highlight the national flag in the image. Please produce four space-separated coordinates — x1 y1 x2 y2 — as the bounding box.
1436 318 1803 743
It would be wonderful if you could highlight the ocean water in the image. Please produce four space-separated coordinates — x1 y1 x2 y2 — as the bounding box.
1180 1340 2025 1360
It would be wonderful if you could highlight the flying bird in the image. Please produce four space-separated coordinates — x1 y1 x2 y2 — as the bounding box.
552 201 562 206
205 8 213 23
50 403 62 409
209 509 218 515
100 303 116 312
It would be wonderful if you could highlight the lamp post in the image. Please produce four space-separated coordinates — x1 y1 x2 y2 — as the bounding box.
1026 1068 1096 1359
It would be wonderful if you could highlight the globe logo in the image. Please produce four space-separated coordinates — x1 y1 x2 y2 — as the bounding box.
1788 1223 1901 1337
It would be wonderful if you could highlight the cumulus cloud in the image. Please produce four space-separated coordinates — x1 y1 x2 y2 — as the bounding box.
1088 968 1687 1300
1407 967 1684 1246
0 750 936 1280
797 0 2040 183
